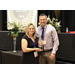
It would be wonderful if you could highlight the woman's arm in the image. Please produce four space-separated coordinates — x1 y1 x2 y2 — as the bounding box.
21 39 42 53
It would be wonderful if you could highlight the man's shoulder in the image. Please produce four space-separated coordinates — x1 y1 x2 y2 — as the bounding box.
47 25 54 28
47 25 56 32
36 26 41 30
37 26 41 28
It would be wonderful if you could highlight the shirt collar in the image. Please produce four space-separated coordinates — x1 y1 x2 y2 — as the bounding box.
40 24 47 30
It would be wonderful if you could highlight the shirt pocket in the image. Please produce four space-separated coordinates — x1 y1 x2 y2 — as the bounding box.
45 33 53 44
46 33 52 39
44 34 53 48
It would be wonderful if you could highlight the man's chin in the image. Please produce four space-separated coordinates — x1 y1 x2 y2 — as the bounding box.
41 24 46 27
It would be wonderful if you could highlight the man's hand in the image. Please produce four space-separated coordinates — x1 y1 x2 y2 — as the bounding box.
50 54 55 60
38 41 43 47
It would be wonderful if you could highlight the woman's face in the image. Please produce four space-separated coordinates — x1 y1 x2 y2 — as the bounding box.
28 25 35 35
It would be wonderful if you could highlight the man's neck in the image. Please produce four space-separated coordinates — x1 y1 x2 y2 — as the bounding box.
41 24 46 28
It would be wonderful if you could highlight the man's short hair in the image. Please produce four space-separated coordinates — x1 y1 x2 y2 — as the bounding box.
39 14 47 19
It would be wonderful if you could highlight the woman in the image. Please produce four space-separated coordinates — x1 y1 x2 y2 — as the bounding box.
21 23 42 64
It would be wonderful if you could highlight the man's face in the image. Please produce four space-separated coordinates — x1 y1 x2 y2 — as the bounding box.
39 16 47 27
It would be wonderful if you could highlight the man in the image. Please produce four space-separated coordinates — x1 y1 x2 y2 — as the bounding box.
36 14 59 64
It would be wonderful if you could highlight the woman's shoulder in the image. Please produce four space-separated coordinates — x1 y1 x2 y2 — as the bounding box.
22 35 28 40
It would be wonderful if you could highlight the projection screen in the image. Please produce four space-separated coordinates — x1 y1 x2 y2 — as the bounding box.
7 10 37 30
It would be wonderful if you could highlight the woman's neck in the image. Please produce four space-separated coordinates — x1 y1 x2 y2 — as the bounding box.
29 34 33 38
29 34 34 42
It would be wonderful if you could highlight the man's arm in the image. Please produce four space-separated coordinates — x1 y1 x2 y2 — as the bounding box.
51 27 59 54
50 27 59 60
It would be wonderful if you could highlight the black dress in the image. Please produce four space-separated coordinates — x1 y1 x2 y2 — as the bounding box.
21 35 39 64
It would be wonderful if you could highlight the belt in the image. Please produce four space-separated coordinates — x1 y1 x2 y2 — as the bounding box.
43 49 52 52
